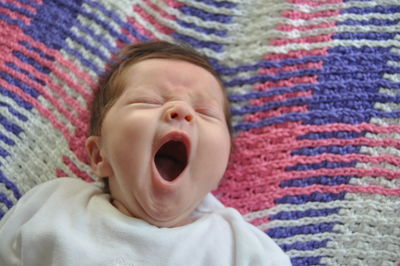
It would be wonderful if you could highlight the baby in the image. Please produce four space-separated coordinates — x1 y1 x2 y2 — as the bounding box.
0 41 291 266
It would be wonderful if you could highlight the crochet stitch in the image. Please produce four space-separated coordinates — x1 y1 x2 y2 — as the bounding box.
0 0 399 265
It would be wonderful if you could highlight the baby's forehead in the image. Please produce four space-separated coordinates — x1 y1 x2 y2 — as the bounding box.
120 59 225 99
123 58 218 82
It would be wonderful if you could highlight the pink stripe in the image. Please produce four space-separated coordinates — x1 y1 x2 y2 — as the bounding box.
264 48 329 60
282 9 340 20
288 0 342 6
249 89 312 107
249 216 270 227
245 106 309 122
143 0 177 20
229 166 400 182
162 0 184 8
269 153 400 168
259 61 324 75
63 156 93 182
133 5 174 35
244 107 306 123
56 168 69 177
299 122 400 135
270 33 333 46
253 76 318 94
286 167 400 180
277 22 336 32
0 6 30 25
234 135 400 152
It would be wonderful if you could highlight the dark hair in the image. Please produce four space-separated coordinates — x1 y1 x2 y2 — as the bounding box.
89 41 232 137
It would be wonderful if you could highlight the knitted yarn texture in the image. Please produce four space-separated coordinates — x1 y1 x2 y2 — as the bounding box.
0 0 399 265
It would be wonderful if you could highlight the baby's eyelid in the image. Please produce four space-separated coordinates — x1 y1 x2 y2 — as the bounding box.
131 97 162 105
195 107 220 118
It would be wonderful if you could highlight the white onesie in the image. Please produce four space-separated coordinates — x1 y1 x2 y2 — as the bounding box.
0 178 291 266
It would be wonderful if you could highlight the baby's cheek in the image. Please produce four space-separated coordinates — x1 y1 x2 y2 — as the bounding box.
205 128 230 168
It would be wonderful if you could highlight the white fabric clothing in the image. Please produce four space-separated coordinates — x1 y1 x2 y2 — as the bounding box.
0 178 291 266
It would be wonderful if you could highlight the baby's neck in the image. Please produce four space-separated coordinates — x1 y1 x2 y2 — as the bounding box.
111 199 195 228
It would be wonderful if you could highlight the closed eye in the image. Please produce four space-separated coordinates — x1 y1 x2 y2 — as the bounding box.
129 97 162 106
195 107 220 119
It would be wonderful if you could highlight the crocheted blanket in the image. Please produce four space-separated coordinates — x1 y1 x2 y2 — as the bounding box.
1 0 399 265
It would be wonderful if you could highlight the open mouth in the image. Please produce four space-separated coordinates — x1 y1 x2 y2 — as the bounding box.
154 140 188 182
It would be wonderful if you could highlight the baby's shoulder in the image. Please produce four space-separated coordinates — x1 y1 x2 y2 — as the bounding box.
39 177 99 191
13 178 102 211
1 178 105 226
29 177 100 196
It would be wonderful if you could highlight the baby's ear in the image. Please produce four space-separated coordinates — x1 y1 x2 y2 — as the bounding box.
85 136 112 177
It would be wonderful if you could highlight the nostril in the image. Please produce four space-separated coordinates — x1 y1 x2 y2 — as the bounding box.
168 108 193 122
170 112 178 119
185 115 193 122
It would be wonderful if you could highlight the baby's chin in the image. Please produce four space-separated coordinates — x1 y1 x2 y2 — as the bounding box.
111 198 195 228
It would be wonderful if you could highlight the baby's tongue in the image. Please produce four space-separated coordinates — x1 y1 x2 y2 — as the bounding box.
155 155 182 182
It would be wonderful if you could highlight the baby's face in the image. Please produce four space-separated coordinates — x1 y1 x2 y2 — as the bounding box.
88 58 231 227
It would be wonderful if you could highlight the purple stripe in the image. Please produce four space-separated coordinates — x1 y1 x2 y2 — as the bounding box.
291 256 321 266
0 86 33 111
179 5 232 23
269 207 340 220
276 192 346 204
333 32 397 40
175 20 227 37
0 114 23 135
0 101 28 122
338 18 399 26
281 239 329 251
0 170 21 200
192 0 236 8
0 131 15 146
292 145 360 156
280 176 352 187
0 147 9 158
342 5 400 14
286 161 355 171
172 33 223 52
266 222 340 238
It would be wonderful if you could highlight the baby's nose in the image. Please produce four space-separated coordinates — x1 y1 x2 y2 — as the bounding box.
165 102 193 123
